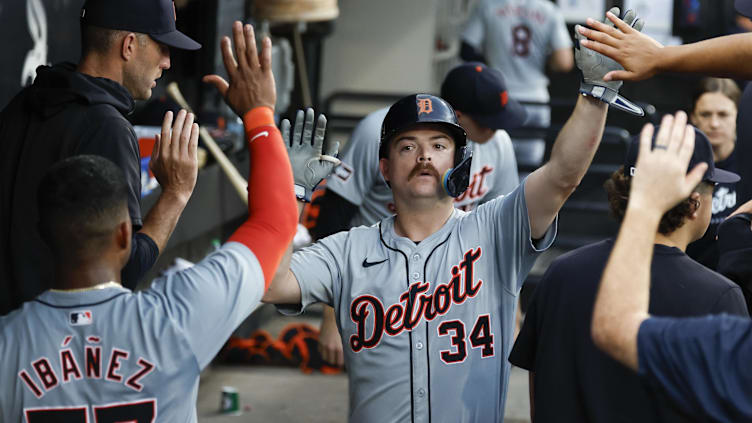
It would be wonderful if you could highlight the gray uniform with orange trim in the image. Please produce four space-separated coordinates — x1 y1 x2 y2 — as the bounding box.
0 243 262 423
280 179 556 422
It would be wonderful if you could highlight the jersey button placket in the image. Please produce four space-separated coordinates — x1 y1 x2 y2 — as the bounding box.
409 251 428 421
410 251 421 281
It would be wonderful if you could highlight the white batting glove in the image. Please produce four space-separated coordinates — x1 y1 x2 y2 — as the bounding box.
575 8 645 116
281 108 341 202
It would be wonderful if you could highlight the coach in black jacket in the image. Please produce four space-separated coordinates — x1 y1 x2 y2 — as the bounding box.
0 0 201 315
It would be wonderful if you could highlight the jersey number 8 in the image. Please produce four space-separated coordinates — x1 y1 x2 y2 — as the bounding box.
511 25 532 57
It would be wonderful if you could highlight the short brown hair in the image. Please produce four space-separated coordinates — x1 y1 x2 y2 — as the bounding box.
80 24 147 57
604 167 713 235
691 78 741 112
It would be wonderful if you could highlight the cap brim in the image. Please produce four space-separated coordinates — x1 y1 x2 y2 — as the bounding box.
737 0 752 18
151 30 201 50
470 98 528 130
709 168 741 184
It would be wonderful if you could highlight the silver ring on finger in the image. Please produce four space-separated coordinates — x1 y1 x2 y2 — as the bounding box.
653 145 668 150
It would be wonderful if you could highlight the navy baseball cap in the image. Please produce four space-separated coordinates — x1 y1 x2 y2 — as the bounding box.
440 62 527 130
625 125 740 184
81 0 201 50
736 0 752 18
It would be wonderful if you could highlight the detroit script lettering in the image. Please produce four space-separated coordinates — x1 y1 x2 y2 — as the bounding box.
349 247 483 352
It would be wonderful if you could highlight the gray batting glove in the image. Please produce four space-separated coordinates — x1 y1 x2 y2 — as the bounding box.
575 7 645 116
281 108 341 202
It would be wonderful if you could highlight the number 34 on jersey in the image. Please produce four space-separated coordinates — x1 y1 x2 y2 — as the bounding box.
348 247 496 363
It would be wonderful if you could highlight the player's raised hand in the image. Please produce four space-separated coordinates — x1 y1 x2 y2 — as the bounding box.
149 109 199 203
577 9 664 82
203 21 276 117
280 108 341 202
628 112 707 218
574 7 645 115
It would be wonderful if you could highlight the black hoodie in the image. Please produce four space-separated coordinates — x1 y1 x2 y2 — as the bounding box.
0 63 157 314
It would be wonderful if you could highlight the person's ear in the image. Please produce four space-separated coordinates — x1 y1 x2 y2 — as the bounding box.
121 33 138 61
379 157 390 183
689 192 701 219
116 219 131 251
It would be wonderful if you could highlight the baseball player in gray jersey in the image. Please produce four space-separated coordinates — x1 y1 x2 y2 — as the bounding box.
461 0 573 121
267 92 589 422
312 62 526 366
0 22 338 422
461 0 574 169
262 10 647 416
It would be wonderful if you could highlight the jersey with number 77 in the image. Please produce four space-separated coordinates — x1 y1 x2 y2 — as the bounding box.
0 243 263 422
279 180 556 422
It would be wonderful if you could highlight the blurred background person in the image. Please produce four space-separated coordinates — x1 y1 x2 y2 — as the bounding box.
460 0 573 167
686 77 741 269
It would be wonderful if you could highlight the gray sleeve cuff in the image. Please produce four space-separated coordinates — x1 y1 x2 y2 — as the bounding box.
530 214 557 253
275 303 304 316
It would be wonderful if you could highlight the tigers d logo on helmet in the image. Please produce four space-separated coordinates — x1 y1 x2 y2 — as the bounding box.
417 97 433 115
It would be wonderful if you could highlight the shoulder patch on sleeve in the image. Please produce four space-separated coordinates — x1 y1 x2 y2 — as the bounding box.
335 162 354 182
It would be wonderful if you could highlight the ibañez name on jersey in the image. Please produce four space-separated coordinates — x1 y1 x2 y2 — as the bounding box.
17 335 155 398
349 247 482 352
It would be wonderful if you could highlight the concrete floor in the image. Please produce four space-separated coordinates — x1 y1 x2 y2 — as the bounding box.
197 366 349 422
197 366 531 422
196 310 531 422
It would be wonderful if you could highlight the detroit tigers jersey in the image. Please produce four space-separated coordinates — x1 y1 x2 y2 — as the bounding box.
282 179 556 422
0 242 262 422
462 0 572 103
327 107 519 227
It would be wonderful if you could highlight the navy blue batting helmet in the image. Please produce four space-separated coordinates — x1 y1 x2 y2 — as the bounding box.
379 94 472 197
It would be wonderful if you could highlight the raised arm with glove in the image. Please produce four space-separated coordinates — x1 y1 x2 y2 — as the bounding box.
575 7 645 116
263 110 341 304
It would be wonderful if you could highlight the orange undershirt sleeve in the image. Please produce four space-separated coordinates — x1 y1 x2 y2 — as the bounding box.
228 107 298 288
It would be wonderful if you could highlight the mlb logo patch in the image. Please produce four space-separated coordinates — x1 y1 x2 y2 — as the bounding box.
69 310 93 326
335 162 353 182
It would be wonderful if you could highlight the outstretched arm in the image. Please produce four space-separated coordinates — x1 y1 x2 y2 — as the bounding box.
203 21 298 286
591 112 707 370
262 109 340 304
263 202 305 304
524 8 647 239
578 11 752 81
138 110 199 249
524 95 607 238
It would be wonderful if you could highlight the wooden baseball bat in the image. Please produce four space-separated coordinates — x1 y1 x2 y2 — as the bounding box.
166 82 249 205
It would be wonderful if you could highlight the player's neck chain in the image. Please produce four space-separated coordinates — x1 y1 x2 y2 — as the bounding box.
51 281 121 293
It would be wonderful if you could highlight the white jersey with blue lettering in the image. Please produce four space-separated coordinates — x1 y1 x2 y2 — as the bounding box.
281 179 556 422
462 0 572 104
0 242 262 423
327 107 519 227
